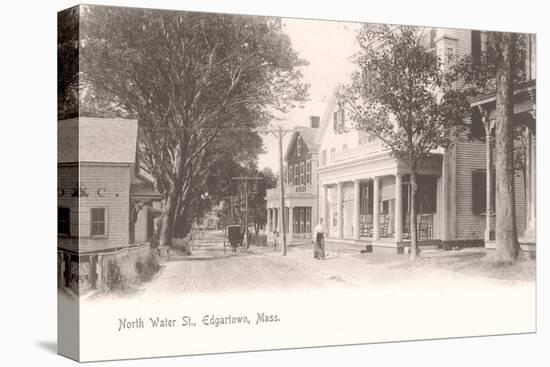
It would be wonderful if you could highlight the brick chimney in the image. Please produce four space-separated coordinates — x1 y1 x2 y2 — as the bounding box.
310 116 320 128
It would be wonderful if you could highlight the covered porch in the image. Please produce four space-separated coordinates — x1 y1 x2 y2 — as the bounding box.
320 154 444 253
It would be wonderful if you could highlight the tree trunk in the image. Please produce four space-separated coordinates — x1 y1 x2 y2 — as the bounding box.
409 171 418 260
494 32 520 262
159 189 177 248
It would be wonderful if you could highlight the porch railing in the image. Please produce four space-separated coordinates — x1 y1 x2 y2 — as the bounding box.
359 213 434 240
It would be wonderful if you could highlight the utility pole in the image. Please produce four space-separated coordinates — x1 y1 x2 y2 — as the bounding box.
232 176 262 249
256 125 297 256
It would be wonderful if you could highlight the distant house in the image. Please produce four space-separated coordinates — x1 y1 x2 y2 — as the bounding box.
57 117 161 294
265 116 320 243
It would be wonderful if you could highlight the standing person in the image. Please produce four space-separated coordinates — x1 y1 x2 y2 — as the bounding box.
313 218 326 260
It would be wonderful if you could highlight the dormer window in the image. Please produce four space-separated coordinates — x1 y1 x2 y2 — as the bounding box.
297 136 302 156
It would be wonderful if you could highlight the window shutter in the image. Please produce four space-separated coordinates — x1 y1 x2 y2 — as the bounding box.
471 30 481 65
472 170 485 214
80 207 90 237
470 107 485 139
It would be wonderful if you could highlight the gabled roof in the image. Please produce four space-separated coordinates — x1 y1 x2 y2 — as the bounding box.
284 126 319 161
318 87 340 145
58 117 138 164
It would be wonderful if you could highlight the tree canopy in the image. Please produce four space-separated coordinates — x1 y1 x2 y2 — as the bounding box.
71 5 309 246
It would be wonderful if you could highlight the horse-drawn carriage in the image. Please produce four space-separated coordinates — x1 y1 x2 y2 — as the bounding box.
223 225 244 253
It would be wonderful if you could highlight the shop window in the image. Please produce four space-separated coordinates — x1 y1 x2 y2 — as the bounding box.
58 207 70 237
91 207 107 238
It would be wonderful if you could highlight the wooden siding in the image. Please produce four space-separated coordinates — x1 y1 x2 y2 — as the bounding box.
454 139 526 240
77 164 133 252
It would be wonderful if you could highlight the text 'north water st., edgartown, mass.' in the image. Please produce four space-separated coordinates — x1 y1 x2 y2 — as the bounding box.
117 313 281 331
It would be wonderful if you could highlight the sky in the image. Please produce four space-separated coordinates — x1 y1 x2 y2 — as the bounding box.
257 17 360 172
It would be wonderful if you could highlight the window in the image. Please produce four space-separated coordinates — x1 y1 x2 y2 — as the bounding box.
471 30 481 65
91 208 107 237
294 165 299 185
287 165 292 184
339 109 345 132
333 109 346 134
445 47 455 68
420 29 436 49
334 109 347 134
297 136 302 156
300 162 305 185
306 160 311 184
58 207 70 237
472 169 495 215
330 147 336 163
470 107 486 140
321 150 327 166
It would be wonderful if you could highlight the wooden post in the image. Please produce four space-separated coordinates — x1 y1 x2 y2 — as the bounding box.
373 177 381 241
480 106 493 242
353 180 361 240
337 182 344 239
395 174 403 242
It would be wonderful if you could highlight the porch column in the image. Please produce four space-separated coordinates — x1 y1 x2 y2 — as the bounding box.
322 185 329 225
524 125 536 239
277 208 282 233
353 180 361 240
268 208 273 233
480 107 493 242
373 176 380 241
395 174 403 242
288 206 294 242
337 182 344 239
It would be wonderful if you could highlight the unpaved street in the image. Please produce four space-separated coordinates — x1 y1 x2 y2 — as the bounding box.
137 230 534 299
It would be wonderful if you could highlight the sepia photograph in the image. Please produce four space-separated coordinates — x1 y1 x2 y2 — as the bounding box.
55 2 537 362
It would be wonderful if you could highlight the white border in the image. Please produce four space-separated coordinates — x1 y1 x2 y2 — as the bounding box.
0 0 547 366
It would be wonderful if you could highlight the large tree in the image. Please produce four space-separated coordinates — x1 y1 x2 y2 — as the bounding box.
451 32 527 262
491 33 520 261
78 6 308 247
341 25 470 259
